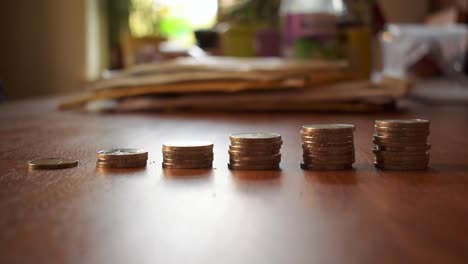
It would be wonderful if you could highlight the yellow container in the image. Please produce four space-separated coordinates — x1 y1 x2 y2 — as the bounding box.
344 26 372 79
220 23 264 57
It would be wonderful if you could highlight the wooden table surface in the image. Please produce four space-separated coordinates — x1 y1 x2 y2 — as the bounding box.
1 97 468 264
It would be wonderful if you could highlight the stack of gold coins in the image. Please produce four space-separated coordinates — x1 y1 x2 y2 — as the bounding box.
300 124 355 170
96 149 148 169
373 119 430 170
162 141 213 169
228 133 282 170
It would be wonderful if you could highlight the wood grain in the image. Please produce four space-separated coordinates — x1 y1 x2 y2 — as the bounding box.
1 97 468 264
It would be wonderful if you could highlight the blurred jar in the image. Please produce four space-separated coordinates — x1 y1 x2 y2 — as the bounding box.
280 0 343 59
337 0 374 80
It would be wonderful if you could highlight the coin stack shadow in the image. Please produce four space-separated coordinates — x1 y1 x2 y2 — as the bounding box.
373 119 430 170
162 142 213 169
96 149 148 169
300 124 355 170
228 133 282 170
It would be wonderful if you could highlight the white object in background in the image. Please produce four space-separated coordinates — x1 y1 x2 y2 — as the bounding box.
381 24 468 78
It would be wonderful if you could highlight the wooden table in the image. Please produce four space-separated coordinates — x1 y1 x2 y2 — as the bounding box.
1 97 468 264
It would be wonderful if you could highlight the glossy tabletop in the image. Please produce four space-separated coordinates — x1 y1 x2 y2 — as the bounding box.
1 97 468 264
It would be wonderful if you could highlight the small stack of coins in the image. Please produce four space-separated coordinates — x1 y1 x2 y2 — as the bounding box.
300 124 355 170
97 149 148 169
228 133 282 170
373 119 430 170
162 141 213 169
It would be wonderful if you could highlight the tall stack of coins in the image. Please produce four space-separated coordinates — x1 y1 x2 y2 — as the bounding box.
373 119 430 170
228 133 282 170
300 124 355 170
97 149 148 169
162 141 213 169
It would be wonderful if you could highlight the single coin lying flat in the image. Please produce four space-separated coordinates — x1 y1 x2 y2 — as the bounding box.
28 158 78 170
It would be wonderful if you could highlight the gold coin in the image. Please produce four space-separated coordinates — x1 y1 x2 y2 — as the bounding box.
303 149 355 156
162 141 213 151
302 141 354 148
300 163 352 171
229 145 281 153
227 163 280 171
162 162 212 169
374 162 428 171
96 161 147 169
28 158 78 170
374 158 429 166
374 126 430 134
301 135 354 142
97 149 148 160
302 159 354 166
97 157 148 164
374 130 429 137
228 149 280 157
229 153 281 161
373 135 427 143
374 155 429 163
229 133 281 143
302 145 355 152
230 141 283 148
303 152 354 159
375 119 429 129
229 156 281 164
372 148 429 157
163 152 213 160
303 155 355 163
163 157 213 165
301 124 355 134
229 161 280 168
96 158 148 164
374 144 431 152
372 139 428 147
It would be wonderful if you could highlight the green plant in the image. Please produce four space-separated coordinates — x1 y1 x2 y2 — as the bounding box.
129 0 162 37
225 0 281 26
106 0 130 46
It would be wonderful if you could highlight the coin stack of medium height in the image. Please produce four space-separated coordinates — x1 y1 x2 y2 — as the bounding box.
162 142 214 169
300 124 356 170
228 133 282 170
373 119 430 170
96 149 148 169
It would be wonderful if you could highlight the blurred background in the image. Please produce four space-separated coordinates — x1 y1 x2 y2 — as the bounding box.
0 0 466 108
